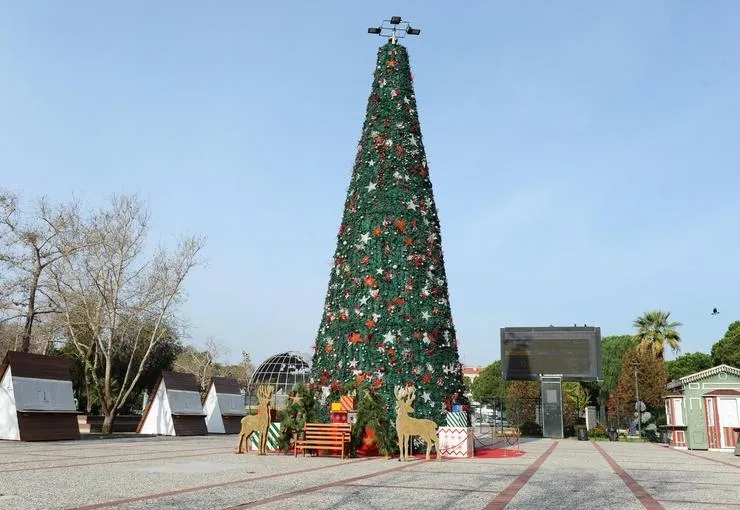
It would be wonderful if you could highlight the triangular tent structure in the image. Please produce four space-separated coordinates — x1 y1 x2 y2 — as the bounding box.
0 351 80 441
137 371 208 436
203 377 246 434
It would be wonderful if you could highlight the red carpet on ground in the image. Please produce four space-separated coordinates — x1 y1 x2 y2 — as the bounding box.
408 447 526 460
472 447 526 458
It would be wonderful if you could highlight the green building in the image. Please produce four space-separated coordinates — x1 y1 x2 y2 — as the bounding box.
664 364 740 450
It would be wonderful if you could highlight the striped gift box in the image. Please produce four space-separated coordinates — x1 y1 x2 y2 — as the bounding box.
340 395 357 411
248 422 281 451
445 411 468 428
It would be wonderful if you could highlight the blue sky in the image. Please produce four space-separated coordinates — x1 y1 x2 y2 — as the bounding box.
1 1 738 367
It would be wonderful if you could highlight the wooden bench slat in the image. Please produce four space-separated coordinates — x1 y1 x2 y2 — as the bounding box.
294 422 352 459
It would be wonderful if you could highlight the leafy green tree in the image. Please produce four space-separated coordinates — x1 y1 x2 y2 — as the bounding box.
632 310 682 358
666 352 713 381
471 360 505 406
310 40 466 424
600 335 634 401
711 321 740 368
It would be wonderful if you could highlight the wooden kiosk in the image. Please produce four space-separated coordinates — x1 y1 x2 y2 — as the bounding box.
203 377 245 434
137 371 208 436
0 351 80 441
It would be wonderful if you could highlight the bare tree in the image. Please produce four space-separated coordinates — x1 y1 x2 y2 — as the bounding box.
174 337 225 396
219 350 255 392
0 191 82 352
49 195 204 433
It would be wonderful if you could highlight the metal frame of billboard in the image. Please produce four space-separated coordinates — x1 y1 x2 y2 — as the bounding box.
500 326 602 382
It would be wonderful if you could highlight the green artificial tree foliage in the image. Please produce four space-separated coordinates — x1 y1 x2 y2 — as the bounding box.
349 384 397 458
311 41 467 425
711 321 740 368
277 384 319 452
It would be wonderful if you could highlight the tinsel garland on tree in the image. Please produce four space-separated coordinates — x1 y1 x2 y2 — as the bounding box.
310 40 467 425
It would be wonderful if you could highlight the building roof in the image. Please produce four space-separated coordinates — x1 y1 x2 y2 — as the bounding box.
704 389 740 396
210 376 241 395
0 351 73 381
462 366 482 376
679 364 740 384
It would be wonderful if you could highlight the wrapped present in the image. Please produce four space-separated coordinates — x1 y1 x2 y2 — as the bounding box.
446 411 468 428
340 395 357 411
438 427 474 458
330 411 348 423
330 402 343 412
248 422 281 452
452 404 463 413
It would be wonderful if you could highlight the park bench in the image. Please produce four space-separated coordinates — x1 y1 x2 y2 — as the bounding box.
294 422 352 459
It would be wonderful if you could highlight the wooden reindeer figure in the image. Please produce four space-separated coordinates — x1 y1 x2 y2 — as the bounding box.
394 385 441 461
236 385 275 455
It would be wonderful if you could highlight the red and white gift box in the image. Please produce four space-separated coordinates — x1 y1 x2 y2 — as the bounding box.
438 427 474 458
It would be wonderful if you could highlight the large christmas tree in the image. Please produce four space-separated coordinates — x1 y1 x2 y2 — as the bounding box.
311 39 466 425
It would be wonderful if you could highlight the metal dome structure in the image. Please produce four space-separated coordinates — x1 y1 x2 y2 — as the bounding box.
247 352 312 409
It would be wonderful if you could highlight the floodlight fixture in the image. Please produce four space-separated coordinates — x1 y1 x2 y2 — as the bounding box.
367 16 421 44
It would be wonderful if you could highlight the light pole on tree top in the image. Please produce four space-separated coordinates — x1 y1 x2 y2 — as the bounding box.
367 16 421 44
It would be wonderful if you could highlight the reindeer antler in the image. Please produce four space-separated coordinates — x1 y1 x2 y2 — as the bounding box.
257 384 274 402
405 386 416 404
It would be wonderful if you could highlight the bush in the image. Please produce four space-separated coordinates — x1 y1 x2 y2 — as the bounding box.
588 426 608 439
519 421 542 437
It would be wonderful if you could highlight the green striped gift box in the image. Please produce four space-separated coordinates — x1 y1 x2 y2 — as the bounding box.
249 422 282 451
445 412 468 428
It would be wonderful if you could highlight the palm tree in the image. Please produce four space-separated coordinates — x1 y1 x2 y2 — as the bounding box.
632 310 682 358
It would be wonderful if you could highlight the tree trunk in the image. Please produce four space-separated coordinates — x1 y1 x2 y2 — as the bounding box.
20 267 41 353
102 410 116 434
85 379 93 414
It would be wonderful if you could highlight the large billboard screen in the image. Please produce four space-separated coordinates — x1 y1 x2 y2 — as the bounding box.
501 327 602 381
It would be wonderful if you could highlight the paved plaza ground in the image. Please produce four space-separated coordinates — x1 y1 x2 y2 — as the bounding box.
0 435 738 509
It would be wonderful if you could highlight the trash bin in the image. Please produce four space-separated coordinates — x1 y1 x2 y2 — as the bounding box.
607 428 618 442
577 427 589 441
660 430 671 444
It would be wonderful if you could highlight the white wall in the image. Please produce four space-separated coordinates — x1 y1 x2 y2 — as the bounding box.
203 384 224 433
0 367 20 441
139 381 175 436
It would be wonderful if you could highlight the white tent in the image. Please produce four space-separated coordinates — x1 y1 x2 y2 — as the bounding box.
137 371 207 436
203 377 246 434
0 351 80 441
